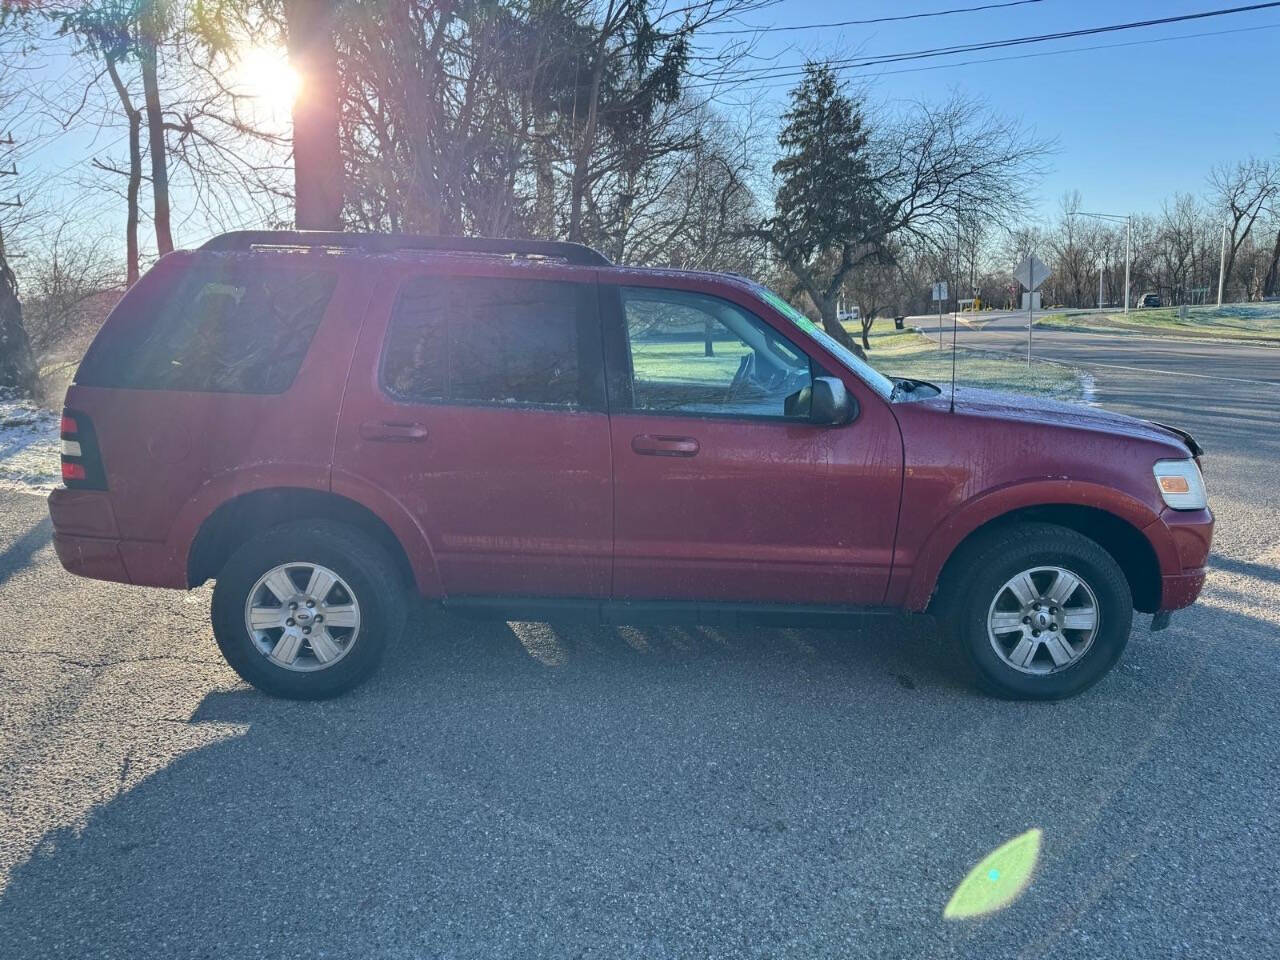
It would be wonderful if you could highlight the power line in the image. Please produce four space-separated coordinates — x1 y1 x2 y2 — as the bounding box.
693 2 1280 89
705 0 1048 35
722 21 1280 94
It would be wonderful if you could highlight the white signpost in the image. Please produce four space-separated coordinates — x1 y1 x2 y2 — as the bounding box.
1013 255 1050 362
932 281 948 350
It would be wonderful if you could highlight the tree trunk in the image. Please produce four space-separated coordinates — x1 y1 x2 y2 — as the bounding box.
124 109 142 284
105 57 141 285
140 40 173 254
533 124 556 238
569 39 609 244
287 0 344 230
817 298 865 358
1263 226 1280 298
0 249 38 399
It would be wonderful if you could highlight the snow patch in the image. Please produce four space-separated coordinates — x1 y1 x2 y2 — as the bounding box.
1079 371 1098 406
0 391 61 493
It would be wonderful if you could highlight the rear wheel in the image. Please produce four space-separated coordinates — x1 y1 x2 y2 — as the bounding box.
937 522 1133 700
211 520 406 699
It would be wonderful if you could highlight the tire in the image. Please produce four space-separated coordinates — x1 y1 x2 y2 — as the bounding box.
935 522 1133 700
211 519 407 699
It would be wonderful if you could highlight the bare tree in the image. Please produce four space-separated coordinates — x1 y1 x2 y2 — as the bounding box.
1210 157 1279 301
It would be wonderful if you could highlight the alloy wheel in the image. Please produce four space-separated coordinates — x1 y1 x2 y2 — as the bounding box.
986 565 1100 675
243 562 361 672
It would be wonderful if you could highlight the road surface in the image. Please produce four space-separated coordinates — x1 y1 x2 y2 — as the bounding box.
1 320 1277 959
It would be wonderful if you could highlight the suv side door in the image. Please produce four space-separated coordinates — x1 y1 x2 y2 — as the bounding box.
334 259 612 598
602 278 903 607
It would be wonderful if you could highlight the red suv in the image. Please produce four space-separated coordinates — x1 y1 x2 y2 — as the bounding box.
48 232 1213 700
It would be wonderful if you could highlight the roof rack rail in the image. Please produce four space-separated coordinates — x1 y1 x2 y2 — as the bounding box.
200 230 612 267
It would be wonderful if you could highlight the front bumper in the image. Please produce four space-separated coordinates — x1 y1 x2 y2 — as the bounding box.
1145 506 1214 611
1160 568 1207 611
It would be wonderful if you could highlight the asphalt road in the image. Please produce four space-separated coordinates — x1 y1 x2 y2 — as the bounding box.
2 320 1278 959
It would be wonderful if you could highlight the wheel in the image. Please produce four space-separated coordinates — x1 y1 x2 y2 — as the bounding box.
210 520 407 699
936 522 1133 700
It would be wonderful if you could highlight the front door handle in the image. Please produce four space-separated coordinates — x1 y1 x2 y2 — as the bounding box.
631 434 699 457
361 420 428 442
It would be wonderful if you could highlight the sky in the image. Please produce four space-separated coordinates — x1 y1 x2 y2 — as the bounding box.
5 0 1279 253
696 0 1280 220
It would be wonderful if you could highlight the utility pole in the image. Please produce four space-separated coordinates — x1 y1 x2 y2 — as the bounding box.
1217 222 1228 307
1123 215 1131 315
1097 255 1105 310
1075 211 1132 313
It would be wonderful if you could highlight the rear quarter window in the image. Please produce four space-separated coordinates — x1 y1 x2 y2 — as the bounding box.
76 257 337 393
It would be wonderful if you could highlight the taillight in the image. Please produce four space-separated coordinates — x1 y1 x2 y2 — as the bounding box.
60 410 107 490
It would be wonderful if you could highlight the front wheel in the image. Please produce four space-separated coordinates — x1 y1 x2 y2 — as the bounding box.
937 523 1133 700
211 520 407 699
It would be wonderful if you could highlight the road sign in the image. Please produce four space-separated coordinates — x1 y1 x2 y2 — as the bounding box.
931 281 948 301
1013 255 1050 291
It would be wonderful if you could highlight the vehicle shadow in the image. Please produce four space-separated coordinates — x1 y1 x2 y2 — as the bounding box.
1209 552 1280 585
3 599 1276 959
0 515 52 590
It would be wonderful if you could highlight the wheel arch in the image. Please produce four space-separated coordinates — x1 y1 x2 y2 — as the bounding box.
926 503 1163 614
187 487 432 594
904 485 1165 615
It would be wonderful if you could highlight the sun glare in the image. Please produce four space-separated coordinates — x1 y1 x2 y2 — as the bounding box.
234 46 302 118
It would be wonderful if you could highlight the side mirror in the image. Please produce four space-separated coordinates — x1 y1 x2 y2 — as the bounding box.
810 376 856 425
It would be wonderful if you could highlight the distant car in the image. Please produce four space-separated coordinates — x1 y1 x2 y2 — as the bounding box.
1137 293 1162 308
837 307 861 323
49 230 1213 701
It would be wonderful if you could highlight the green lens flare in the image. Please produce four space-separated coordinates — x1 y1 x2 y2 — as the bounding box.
943 828 1043 920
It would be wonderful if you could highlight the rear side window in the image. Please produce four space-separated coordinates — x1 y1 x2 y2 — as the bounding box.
76 258 336 393
381 275 598 408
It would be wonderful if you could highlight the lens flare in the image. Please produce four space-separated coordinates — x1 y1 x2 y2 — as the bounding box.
944 827 1043 919
233 45 301 117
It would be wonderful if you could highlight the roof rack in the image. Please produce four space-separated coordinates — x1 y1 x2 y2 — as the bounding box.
200 230 612 267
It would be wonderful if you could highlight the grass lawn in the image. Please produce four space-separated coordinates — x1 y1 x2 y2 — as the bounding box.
1036 302 1280 343
859 325 1087 403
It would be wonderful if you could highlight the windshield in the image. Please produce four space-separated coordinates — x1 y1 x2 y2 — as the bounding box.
753 283 895 400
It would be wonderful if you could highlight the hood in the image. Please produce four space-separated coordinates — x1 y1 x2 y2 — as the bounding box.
919 386 1198 455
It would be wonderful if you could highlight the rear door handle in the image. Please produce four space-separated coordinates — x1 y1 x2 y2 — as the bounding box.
631 434 699 457
361 420 428 442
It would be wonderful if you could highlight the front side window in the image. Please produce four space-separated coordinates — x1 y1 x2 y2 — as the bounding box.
619 287 813 418
382 276 587 408
752 283 895 400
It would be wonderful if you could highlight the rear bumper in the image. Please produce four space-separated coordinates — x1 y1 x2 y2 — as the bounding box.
53 532 131 583
48 488 185 588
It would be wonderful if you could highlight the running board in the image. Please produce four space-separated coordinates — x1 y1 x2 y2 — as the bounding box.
440 595 911 629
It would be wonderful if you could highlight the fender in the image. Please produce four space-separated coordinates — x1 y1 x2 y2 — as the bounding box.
167 461 330 565
163 462 444 597
329 467 444 596
895 479 1165 612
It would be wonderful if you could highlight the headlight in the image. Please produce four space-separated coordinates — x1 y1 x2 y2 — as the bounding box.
1153 458 1207 510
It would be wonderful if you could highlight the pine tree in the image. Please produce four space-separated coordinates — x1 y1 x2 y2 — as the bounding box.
760 63 889 355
